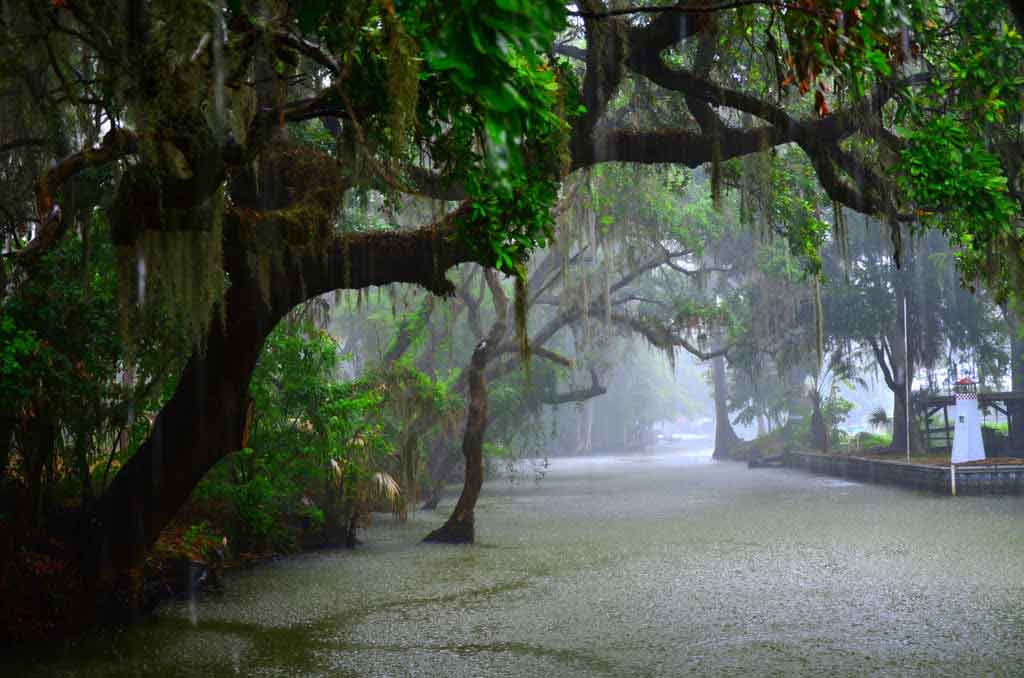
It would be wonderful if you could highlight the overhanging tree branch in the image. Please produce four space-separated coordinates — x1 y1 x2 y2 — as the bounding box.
539 367 607 404
16 128 138 263
609 311 730 361
570 1 822 20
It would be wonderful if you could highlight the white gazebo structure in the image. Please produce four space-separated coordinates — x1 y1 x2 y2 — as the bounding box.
951 377 986 464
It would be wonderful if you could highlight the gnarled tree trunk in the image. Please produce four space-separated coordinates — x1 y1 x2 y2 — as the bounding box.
422 270 508 542
1005 307 1024 455
809 395 828 452
0 418 11 482
81 248 276 616
887 318 918 455
712 354 741 459
79 198 477 616
422 339 492 544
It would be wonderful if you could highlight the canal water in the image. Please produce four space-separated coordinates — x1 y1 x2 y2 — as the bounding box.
8 442 1024 676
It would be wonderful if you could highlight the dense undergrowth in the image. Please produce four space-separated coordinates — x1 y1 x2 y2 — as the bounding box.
0 231 459 642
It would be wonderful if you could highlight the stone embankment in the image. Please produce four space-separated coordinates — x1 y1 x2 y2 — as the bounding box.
781 452 1024 495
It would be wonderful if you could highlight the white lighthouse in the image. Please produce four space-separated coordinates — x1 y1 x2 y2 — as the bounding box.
951 377 986 464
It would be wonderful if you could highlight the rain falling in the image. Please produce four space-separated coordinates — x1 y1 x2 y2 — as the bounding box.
1 1 1022 676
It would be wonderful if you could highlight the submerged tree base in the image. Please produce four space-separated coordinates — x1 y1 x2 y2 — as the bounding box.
422 518 474 544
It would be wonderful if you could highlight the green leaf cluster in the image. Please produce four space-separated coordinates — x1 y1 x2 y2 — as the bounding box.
897 115 1020 293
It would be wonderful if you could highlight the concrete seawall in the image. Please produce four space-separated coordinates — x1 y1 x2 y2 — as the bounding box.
785 452 1024 496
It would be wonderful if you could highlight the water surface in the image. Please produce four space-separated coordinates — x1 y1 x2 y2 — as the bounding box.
9 442 1024 676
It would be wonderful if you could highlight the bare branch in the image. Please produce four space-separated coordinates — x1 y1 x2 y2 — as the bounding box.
17 128 138 263
664 259 732 276
539 367 607 404
533 347 574 368
273 31 342 75
609 311 730 361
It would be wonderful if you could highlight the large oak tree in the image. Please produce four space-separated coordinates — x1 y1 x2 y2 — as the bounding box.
2 0 1020 613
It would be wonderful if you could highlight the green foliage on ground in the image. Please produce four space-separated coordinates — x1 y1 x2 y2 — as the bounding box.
187 317 459 554
0 216 189 517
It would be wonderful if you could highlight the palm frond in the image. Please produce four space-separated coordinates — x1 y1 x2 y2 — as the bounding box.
370 472 402 503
